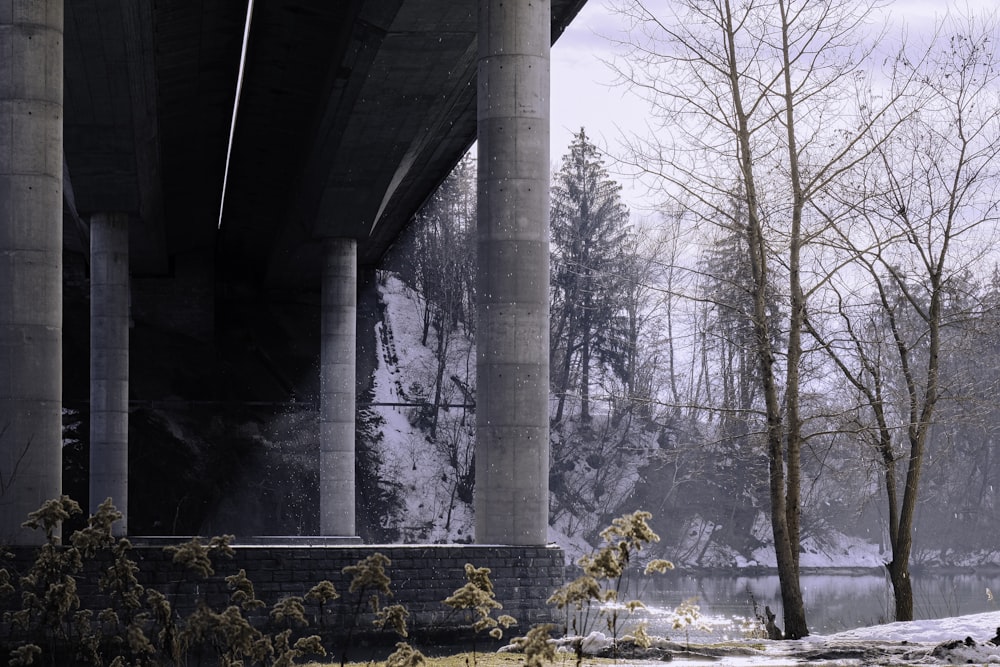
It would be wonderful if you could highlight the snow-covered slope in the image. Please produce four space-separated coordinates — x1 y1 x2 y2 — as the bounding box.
371 273 475 542
370 272 658 554
369 271 1000 573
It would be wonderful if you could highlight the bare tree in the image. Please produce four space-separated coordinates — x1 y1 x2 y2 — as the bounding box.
807 14 1000 620
608 0 915 638
605 224 687 422
409 154 477 439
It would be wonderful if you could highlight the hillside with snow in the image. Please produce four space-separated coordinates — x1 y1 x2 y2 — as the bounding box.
367 271 1000 572
370 273 476 543
368 273 821 562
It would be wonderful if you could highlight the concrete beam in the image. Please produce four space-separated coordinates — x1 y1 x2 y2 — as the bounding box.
319 238 357 536
475 0 551 545
0 2 65 544
90 212 129 535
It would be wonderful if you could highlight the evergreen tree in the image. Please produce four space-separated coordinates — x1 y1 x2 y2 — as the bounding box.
550 129 632 424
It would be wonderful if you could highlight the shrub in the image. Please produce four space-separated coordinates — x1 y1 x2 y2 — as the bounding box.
443 563 517 665
0 500 408 667
547 510 673 665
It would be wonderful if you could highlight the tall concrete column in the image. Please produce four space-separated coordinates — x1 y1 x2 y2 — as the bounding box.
475 0 550 545
319 238 356 536
90 212 129 534
0 3 64 544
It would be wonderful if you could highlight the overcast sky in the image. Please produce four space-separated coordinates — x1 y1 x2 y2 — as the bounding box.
549 0 998 214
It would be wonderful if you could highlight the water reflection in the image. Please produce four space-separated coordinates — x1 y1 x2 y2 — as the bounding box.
622 570 1000 638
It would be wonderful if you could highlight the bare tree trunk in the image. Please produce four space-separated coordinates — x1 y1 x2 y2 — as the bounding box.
553 329 576 425
778 0 805 587
726 0 809 637
581 317 591 422
430 311 451 440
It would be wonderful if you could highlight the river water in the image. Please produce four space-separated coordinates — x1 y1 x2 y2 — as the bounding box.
611 569 1000 640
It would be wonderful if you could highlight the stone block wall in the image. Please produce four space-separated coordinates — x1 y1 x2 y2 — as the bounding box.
2 542 565 646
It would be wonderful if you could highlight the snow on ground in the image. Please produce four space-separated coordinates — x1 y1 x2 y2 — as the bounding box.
372 274 475 543
792 611 1000 664
821 610 1000 644
670 516 887 570
742 529 887 569
530 612 1000 665
546 525 593 563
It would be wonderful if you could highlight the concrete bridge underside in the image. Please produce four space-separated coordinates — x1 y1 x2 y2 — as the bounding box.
1 0 585 545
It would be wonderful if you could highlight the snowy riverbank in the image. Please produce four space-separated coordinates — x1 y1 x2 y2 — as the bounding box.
503 611 1000 665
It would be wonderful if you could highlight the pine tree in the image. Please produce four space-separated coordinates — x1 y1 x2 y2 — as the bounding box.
550 129 632 424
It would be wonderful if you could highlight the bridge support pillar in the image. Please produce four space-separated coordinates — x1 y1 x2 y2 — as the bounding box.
319 238 356 536
90 212 130 535
475 0 551 545
0 2 64 545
